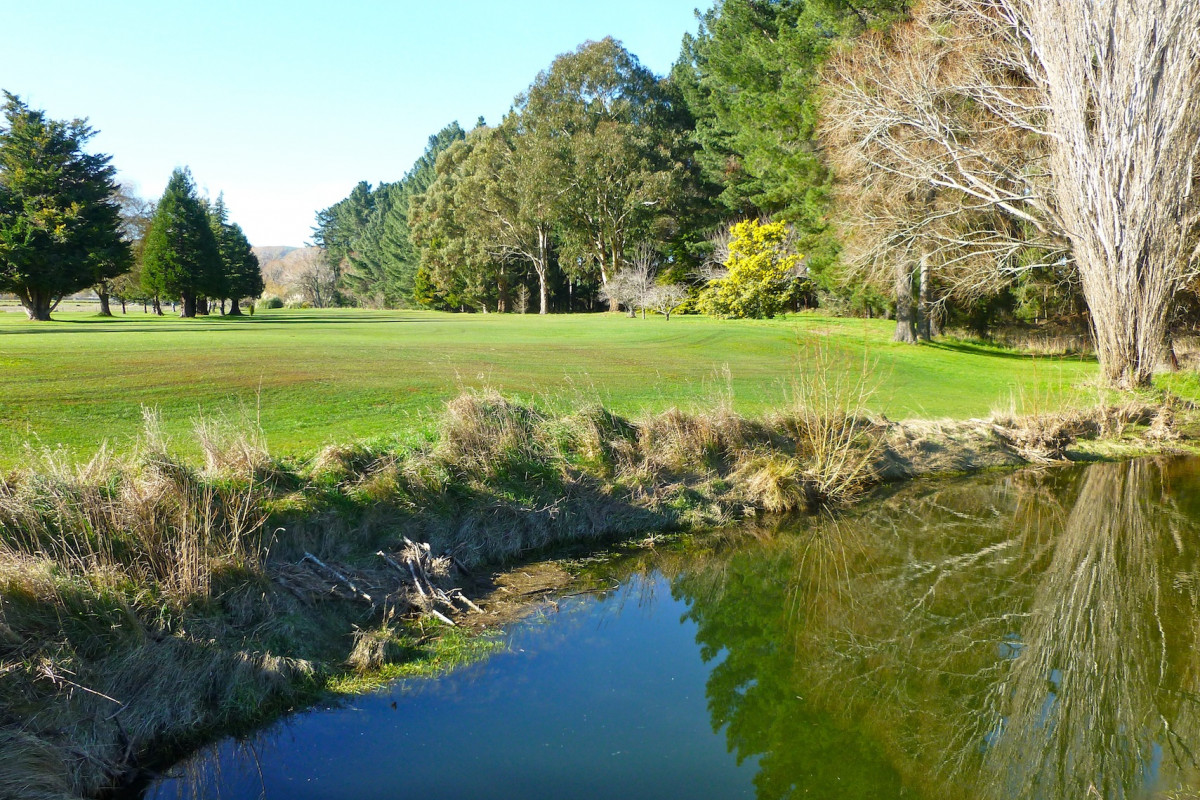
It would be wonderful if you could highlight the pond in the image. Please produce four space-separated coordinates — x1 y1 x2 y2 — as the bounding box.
134 457 1200 800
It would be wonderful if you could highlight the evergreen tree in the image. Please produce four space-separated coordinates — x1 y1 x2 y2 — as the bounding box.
208 194 262 314
141 168 219 317
0 92 129 320
339 122 466 307
674 0 908 270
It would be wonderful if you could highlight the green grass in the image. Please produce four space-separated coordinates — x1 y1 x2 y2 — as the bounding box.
0 308 1100 465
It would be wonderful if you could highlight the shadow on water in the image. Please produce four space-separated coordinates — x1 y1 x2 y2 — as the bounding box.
132 457 1200 800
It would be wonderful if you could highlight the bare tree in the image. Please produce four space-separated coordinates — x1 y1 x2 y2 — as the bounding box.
822 0 1200 384
822 3 1068 343
601 243 658 317
290 248 338 308
1006 0 1200 387
646 284 689 321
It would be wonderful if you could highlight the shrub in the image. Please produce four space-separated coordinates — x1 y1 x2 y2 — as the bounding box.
700 220 800 319
257 295 284 310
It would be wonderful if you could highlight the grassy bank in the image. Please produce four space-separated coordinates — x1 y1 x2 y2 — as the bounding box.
0 309 1102 466
0 377 1190 798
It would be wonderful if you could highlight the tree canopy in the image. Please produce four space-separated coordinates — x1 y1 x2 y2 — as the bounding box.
141 167 220 317
0 92 129 320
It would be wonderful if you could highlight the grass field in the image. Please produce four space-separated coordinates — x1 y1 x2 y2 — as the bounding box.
0 308 1101 464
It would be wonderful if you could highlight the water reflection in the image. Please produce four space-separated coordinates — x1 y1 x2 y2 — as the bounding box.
138 458 1200 800
674 458 1200 799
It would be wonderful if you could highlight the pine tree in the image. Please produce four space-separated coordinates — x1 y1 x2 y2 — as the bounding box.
0 92 129 320
141 168 219 317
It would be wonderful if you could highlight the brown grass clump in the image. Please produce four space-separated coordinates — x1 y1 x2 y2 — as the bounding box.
193 415 272 479
636 406 751 475
310 442 380 480
736 453 811 513
437 389 557 480
776 348 884 504
0 417 270 611
347 624 407 673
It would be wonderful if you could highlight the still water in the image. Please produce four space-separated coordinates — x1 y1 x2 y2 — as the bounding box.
141 457 1200 799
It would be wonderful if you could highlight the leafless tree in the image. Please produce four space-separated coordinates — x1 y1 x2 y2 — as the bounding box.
822 2 1069 343
601 243 658 317
1005 0 1200 386
822 0 1200 383
290 249 338 308
646 284 689 321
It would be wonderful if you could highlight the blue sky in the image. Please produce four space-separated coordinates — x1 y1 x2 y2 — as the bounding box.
3 1 707 246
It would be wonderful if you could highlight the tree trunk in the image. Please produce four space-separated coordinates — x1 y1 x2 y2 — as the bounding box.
120 298 127 314
228 298 243 316
894 265 917 343
917 252 933 341
153 297 164 316
19 289 53 321
181 293 197 318
536 228 550 315
97 289 112 317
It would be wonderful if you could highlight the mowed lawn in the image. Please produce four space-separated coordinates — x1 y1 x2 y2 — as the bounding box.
0 308 1099 464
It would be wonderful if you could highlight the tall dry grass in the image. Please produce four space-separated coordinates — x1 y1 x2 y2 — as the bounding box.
0 414 271 610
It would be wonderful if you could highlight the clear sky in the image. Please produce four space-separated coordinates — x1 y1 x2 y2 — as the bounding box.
3 1 707 247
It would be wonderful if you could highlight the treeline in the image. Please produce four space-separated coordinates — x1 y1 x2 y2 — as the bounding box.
320 0 1200 389
0 93 263 321
315 2 911 317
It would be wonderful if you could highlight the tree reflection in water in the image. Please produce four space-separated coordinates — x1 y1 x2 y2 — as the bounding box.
673 458 1200 800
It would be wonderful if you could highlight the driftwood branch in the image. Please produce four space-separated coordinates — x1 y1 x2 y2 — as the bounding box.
302 552 374 605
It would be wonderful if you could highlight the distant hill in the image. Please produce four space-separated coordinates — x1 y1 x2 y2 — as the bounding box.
253 246 318 296
252 245 300 265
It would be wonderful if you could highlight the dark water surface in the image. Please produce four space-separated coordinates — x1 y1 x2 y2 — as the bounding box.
141 457 1200 800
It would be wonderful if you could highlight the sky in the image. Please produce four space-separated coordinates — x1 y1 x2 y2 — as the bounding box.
3 1 707 247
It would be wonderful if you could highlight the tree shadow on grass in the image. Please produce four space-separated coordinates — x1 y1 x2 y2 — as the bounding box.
927 339 1097 363
0 313 446 335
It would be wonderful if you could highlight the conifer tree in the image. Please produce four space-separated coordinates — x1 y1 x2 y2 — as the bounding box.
0 92 129 320
208 195 262 315
141 168 219 317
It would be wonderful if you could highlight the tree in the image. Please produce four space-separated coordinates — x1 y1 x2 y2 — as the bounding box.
822 0 1200 385
0 92 129 320
519 38 690 309
821 3 1068 343
208 194 262 315
312 180 374 285
340 123 466 307
458 121 560 314
600 243 658 317
141 168 220 317
1010 0 1200 387
672 0 910 259
408 128 511 311
106 187 155 314
647 284 689 321
701 219 802 318
289 248 337 308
